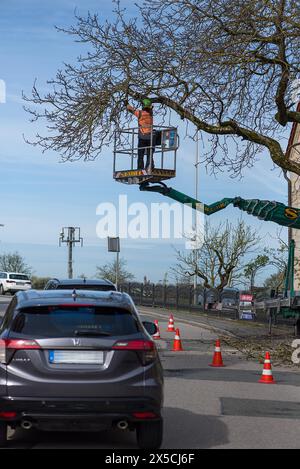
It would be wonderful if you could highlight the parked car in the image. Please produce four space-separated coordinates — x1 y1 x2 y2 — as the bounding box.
0 289 163 449
44 278 116 292
0 272 32 295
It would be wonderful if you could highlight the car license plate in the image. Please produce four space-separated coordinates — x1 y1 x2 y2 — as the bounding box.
49 350 104 365
16 282 23 286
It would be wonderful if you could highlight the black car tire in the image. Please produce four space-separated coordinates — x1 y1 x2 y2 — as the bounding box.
0 422 8 448
136 419 163 450
0 285 4 295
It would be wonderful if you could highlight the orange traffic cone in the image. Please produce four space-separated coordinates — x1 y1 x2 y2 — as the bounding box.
153 320 161 340
172 328 183 351
209 339 225 367
259 352 276 384
167 314 175 332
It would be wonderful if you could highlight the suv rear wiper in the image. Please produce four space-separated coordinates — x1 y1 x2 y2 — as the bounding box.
74 330 111 337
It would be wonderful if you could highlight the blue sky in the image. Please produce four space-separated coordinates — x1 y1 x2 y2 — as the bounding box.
0 0 291 283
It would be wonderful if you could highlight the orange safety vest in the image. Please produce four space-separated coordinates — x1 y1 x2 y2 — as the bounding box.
134 110 153 136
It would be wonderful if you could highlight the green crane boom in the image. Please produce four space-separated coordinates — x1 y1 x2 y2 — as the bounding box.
140 182 300 229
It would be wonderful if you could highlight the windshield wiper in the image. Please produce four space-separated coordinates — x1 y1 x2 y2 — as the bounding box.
74 330 111 337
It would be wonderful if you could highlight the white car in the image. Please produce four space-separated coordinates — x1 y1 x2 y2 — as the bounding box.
0 272 32 295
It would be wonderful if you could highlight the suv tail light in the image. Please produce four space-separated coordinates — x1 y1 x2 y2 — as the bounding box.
112 340 157 366
0 339 41 364
133 411 158 419
0 412 17 419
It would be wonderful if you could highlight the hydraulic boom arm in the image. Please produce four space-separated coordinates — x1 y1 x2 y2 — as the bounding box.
140 182 300 229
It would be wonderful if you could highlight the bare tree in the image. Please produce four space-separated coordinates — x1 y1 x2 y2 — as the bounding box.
262 230 289 288
24 0 300 176
264 270 286 290
247 230 289 290
235 230 289 289
96 258 134 284
173 220 259 291
265 231 289 273
243 254 270 291
0 252 32 276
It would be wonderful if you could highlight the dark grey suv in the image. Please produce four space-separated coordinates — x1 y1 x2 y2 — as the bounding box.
0 290 163 448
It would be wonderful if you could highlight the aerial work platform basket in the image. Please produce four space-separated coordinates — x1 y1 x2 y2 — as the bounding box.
113 126 179 185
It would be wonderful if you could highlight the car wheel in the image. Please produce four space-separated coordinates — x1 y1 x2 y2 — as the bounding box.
136 419 163 450
0 285 4 295
0 422 8 448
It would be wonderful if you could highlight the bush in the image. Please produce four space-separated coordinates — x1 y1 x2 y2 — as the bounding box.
30 276 51 290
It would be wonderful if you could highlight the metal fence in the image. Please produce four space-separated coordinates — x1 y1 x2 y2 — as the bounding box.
119 283 239 320
119 283 299 330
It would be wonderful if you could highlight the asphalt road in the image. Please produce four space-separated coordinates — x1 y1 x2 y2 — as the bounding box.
1 299 300 449
0 296 9 318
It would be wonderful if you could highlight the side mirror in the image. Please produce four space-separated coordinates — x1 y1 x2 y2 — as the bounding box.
142 321 157 336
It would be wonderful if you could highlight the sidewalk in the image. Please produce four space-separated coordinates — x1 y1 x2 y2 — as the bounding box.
138 305 292 339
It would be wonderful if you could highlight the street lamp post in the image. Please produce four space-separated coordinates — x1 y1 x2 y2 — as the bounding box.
193 131 200 305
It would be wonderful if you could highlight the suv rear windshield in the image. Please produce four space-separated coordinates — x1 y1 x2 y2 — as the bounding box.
9 306 140 338
55 284 115 291
9 274 30 281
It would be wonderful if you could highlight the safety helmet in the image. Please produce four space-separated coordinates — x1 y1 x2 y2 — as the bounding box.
142 98 153 108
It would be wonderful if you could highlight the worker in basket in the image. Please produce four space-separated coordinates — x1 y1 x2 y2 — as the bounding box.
126 98 156 171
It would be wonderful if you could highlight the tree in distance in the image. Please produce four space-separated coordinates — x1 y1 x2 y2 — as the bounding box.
243 254 270 292
173 219 260 291
96 258 135 285
0 252 32 276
